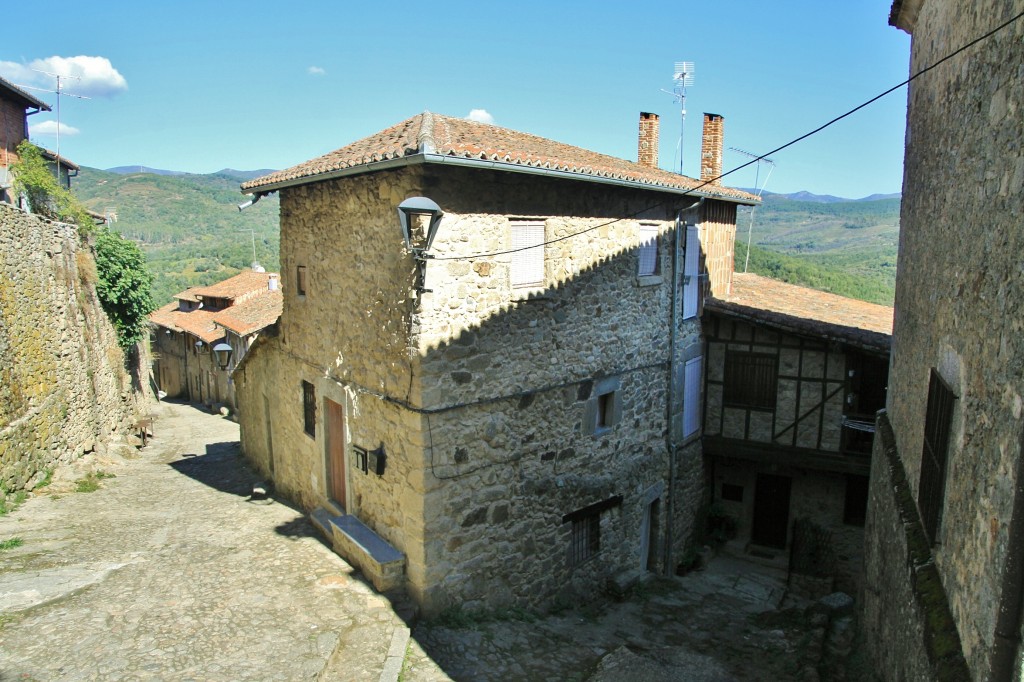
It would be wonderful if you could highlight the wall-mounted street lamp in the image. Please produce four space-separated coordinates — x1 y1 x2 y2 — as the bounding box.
213 342 233 371
397 196 444 294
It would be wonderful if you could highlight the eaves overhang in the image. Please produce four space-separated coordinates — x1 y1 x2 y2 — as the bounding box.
242 152 760 207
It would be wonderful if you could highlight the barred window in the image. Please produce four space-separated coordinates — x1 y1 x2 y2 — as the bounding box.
723 351 778 410
302 380 316 437
919 369 956 543
563 496 622 567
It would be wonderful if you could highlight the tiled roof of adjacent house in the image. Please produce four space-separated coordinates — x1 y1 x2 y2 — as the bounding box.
151 271 282 342
149 304 223 344
39 147 80 171
706 273 894 352
186 270 277 302
242 112 759 204
214 290 283 337
0 75 51 111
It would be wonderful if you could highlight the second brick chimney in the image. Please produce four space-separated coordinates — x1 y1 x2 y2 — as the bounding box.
638 112 659 168
700 113 724 184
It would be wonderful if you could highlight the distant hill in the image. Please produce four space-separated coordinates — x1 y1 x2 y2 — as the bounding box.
74 167 280 305
106 166 276 182
106 165 188 176
737 193 900 305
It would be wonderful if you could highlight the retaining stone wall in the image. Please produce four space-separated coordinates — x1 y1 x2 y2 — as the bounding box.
0 203 141 492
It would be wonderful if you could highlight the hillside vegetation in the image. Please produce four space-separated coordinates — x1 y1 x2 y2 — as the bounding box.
71 167 899 307
736 194 899 305
73 168 280 305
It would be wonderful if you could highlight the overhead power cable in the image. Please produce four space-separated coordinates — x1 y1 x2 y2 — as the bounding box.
431 8 1024 263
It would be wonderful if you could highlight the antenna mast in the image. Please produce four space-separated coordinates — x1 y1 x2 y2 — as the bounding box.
729 147 777 273
661 62 694 174
20 71 89 183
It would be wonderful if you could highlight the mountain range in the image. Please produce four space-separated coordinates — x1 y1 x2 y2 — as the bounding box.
74 167 899 306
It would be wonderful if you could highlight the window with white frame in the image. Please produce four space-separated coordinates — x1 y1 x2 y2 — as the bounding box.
682 225 701 319
637 224 660 277
509 220 545 289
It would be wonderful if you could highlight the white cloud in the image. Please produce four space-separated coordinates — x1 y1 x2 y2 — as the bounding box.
29 120 79 136
308 66 326 76
466 109 495 124
0 56 127 98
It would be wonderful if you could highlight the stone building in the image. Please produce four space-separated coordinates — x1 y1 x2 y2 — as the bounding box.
703 273 892 593
861 0 1024 679
0 76 50 205
150 269 281 412
234 111 758 614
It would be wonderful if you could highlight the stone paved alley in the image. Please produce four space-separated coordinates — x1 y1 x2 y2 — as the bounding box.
0 401 862 681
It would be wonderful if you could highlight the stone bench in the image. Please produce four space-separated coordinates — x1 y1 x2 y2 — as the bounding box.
311 508 406 593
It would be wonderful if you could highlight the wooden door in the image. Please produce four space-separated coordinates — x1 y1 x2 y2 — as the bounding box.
326 399 346 509
752 474 791 549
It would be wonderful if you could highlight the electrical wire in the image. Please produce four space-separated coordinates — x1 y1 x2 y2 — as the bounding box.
430 8 1024 263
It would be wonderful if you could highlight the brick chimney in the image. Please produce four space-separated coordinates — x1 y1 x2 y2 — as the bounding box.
700 113 724 185
638 112 659 168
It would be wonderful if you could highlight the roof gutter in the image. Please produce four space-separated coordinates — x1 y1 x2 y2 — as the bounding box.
242 153 759 206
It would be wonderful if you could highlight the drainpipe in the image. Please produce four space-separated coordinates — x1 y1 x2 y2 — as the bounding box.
663 198 702 575
990 426 1024 681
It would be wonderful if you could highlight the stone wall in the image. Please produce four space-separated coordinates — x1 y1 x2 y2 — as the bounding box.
864 0 1024 678
238 164 722 614
0 203 142 493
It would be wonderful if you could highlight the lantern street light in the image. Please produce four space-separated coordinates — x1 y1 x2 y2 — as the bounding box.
397 197 444 294
213 342 234 371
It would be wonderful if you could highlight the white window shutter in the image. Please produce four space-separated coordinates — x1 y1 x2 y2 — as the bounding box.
510 221 545 288
637 225 659 276
682 225 700 319
683 355 703 438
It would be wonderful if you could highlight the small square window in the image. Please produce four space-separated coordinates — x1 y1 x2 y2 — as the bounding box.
723 351 778 411
302 380 316 437
721 483 744 502
296 265 308 297
597 392 614 429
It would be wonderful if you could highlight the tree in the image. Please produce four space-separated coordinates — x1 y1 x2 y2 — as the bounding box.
93 227 156 349
10 141 94 232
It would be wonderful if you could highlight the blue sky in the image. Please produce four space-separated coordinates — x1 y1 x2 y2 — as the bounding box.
4 1 910 199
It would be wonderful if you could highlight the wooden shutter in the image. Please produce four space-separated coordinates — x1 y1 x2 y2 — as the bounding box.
683 355 703 438
638 225 659 276
510 221 545 288
682 225 700 318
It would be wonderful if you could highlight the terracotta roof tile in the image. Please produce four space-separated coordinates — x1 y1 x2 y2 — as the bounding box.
242 112 758 204
706 273 894 352
151 271 282 342
188 270 277 301
214 290 283 336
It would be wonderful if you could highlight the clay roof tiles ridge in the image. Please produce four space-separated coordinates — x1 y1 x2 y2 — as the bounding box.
242 111 759 204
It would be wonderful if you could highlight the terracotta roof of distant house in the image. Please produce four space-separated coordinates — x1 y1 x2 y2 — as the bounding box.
705 273 894 353
149 303 223 344
242 111 759 204
187 270 276 302
215 290 283 337
0 76 51 111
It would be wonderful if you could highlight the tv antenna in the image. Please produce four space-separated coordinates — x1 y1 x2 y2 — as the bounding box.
729 147 777 273
239 229 261 270
661 61 694 174
18 70 90 183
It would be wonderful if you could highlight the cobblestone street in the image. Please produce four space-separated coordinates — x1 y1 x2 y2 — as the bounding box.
0 400 857 681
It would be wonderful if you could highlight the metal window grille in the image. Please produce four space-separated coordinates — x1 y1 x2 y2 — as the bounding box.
919 369 956 543
723 351 778 410
638 225 659 276
510 221 545 288
302 380 316 437
570 514 600 566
